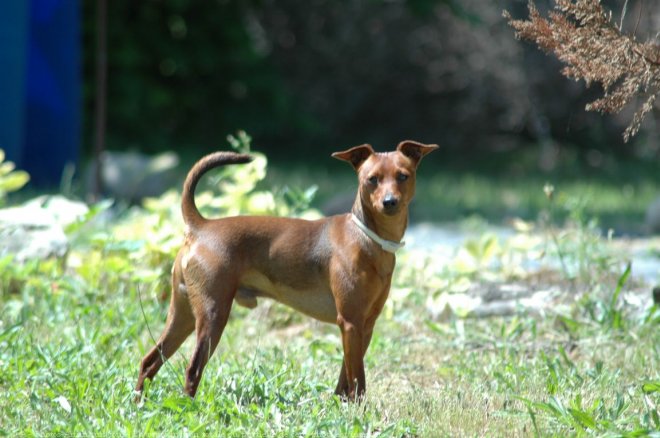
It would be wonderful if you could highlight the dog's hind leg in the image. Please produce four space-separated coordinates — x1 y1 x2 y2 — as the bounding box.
183 277 236 398
135 280 195 397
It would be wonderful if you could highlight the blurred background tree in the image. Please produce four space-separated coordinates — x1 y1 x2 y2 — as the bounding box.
81 0 660 168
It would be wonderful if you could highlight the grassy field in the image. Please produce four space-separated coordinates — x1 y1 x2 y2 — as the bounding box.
0 253 658 436
1 150 659 436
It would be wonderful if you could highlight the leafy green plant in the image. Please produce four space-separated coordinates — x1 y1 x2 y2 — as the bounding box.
400 218 545 321
0 149 29 205
599 262 629 330
517 362 659 436
204 131 321 219
455 233 500 277
540 183 620 283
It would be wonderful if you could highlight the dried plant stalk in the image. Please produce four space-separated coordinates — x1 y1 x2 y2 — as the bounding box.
504 0 660 142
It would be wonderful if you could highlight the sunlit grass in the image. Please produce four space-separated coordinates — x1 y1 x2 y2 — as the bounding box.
0 147 658 435
1 259 658 436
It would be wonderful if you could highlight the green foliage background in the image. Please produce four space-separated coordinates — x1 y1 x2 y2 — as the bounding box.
83 1 297 154
81 0 660 162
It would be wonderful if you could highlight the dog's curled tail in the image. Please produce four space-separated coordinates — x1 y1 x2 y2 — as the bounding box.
181 151 254 227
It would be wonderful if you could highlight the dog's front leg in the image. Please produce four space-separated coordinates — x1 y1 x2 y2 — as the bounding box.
334 359 349 397
336 314 366 401
334 315 379 398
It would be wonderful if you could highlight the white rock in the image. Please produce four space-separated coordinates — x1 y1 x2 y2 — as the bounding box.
24 195 89 227
0 196 88 262
89 150 180 202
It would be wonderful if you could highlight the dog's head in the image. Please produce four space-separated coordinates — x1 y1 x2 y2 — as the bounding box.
332 141 438 216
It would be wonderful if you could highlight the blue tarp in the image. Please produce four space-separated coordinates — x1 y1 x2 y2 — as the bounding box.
0 0 80 187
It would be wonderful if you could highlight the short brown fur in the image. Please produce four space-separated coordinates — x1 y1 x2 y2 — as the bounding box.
135 141 437 401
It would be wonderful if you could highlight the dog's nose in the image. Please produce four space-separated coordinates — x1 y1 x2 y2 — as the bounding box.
383 195 398 210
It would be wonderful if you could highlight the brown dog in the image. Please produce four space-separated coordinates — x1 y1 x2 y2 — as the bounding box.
135 140 437 401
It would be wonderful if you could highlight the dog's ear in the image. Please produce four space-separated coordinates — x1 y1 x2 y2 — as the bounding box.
332 144 375 171
396 140 438 167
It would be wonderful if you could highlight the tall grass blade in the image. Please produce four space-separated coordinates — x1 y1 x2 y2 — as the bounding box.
611 261 631 310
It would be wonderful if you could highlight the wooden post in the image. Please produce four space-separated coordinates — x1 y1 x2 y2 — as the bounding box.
92 0 107 200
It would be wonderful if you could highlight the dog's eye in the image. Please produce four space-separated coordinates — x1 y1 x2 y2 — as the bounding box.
368 175 379 185
396 173 409 182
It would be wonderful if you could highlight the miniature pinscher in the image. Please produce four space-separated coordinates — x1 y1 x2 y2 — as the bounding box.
135 140 437 401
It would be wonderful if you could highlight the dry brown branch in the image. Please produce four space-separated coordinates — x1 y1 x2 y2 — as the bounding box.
504 0 660 142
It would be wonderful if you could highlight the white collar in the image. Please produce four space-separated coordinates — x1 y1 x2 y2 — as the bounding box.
350 214 405 254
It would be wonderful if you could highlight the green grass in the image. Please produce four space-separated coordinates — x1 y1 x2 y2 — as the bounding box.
1 250 658 436
1 148 658 436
